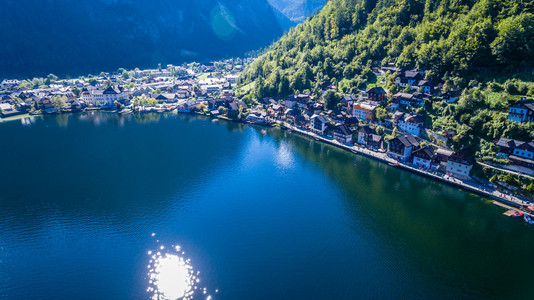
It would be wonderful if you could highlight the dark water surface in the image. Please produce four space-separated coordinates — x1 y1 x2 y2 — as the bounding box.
0 112 532 299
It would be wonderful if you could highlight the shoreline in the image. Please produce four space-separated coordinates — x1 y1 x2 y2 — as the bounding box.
278 123 534 217
3 108 533 217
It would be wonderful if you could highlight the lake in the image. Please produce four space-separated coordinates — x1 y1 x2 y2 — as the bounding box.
0 112 532 299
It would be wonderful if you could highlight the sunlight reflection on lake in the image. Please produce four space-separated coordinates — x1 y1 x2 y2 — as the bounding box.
147 242 206 300
276 142 296 169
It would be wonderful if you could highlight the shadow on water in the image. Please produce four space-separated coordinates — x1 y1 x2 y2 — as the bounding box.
264 126 534 299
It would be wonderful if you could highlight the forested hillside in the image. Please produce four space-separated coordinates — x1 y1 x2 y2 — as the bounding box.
240 0 534 97
0 0 297 78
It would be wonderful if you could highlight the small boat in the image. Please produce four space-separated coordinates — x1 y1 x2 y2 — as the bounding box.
511 211 524 217
524 215 534 224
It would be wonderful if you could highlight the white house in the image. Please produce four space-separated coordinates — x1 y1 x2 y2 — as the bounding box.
357 125 375 145
333 124 352 144
446 149 473 179
310 115 329 135
412 147 434 169
398 114 424 136
81 86 128 106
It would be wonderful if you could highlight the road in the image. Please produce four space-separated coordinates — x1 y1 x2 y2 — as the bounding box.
477 161 534 180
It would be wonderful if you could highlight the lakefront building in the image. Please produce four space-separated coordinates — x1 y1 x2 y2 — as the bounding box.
387 135 420 161
412 147 434 169
310 115 329 135
446 149 474 179
81 86 128 106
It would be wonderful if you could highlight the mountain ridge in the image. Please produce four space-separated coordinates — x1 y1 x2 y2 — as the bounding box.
0 0 312 78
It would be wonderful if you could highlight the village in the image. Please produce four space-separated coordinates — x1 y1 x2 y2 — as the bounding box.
1 60 534 220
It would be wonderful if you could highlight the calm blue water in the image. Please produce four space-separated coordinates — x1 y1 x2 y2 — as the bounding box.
0 112 533 299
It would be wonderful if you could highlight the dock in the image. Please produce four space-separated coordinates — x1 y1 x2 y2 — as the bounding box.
493 201 522 216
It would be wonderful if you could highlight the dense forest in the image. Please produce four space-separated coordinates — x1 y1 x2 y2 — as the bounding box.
240 0 534 97
0 0 298 78
239 0 534 192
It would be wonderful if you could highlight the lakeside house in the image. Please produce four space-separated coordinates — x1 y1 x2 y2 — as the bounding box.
0 103 20 117
368 134 384 150
333 124 352 144
310 115 329 135
387 135 420 161
81 86 128 106
446 149 474 179
154 93 178 104
284 108 300 122
176 89 190 99
358 125 375 145
247 110 267 124
412 147 435 169
357 125 384 150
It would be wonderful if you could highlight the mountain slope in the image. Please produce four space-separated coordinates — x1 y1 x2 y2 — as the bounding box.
0 0 294 78
240 0 534 97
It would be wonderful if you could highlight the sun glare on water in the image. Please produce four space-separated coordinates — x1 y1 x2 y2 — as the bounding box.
147 239 214 300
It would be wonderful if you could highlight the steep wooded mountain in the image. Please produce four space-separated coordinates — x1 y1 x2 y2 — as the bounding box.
240 0 534 97
0 0 304 78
